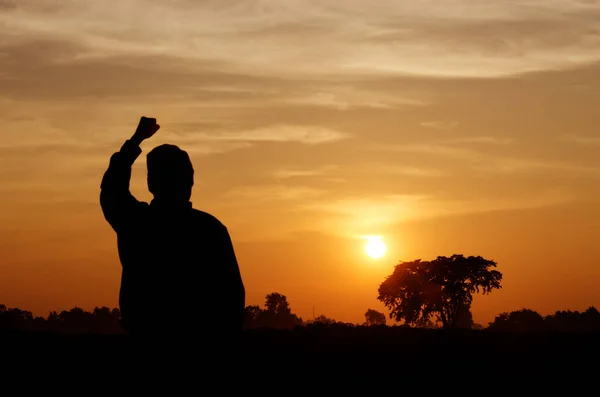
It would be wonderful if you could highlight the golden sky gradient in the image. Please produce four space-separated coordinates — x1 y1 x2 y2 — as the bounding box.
1 0 600 325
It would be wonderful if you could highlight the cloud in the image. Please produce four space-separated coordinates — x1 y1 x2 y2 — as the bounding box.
387 166 445 178
309 194 428 229
560 134 600 145
272 165 338 179
0 40 273 101
286 89 427 110
0 0 17 10
478 157 600 176
196 125 349 145
222 185 326 203
372 141 600 176
421 121 458 130
159 140 252 156
375 143 477 160
446 136 514 145
2 1 600 78
364 164 446 178
305 188 575 234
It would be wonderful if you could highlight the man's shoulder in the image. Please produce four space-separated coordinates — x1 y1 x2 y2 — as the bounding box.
190 209 228 230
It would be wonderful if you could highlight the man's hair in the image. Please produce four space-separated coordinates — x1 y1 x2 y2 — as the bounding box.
146 144 194 198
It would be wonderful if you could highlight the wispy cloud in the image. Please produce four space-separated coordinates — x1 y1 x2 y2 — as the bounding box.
421 121 458 130
560 134 600 145
196 125 349 145
161 141 252 156
287 89 427 110
223 185 327 203
372 141 600 176
2 1 600 78
446 136 514 145
302 188 575 234
479 157 600 176
272 165 339 179
303 194 428 230
366 164 446 178
375 143 478 160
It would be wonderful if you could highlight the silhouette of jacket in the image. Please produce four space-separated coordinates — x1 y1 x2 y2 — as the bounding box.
100 140 245 337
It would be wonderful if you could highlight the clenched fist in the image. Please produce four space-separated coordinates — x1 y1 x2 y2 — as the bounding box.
131 116 160 145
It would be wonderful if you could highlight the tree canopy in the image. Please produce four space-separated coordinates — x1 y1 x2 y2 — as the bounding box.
364 309 386 326
377 254 502 328
488 307 600 333
243 293 303 330
488 309 546 332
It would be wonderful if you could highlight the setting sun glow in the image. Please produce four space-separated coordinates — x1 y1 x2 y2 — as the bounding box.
363 236 387 259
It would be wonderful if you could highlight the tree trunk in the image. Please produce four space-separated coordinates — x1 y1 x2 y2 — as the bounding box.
439 307 449 328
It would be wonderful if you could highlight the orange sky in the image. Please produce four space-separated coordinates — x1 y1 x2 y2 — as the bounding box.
1 1 600 325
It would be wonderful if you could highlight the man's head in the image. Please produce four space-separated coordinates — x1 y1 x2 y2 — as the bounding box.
147 144 194 202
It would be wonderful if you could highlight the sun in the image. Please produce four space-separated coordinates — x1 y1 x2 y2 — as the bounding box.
363 236 387 259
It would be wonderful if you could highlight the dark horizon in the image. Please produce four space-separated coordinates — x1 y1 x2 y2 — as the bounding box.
2 298 599 334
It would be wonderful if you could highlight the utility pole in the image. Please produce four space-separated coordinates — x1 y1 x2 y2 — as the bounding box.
313 305 315 320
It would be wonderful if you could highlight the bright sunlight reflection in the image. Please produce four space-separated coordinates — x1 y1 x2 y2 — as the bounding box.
363 236 387 259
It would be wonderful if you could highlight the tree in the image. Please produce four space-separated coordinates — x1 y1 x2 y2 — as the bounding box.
455 304 474 329
377 254 502 329
57 307 91 333
264 293 291 315
413 303 473 329
0 305 34 331
582 306 600 332
312 315 337 325
256 293 303 329
243 305 262 329
364 309 386 326
544 307 600 333
488 309 546 332
90 306 123 334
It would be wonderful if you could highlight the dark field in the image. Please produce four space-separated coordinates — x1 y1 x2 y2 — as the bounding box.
2 326 598 388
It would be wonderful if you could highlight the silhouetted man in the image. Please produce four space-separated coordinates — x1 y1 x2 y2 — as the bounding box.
100 117 245 342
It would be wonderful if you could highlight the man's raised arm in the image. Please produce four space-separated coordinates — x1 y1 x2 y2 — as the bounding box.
100 117 160 232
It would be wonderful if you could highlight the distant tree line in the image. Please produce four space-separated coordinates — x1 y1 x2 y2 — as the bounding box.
0 304 123 334
2 301 599 334
487 307 600 333
2 253 598 334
